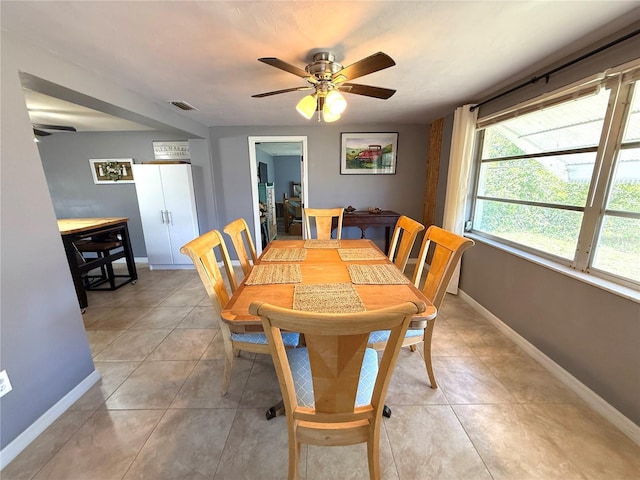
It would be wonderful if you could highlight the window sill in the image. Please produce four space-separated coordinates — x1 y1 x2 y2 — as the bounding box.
465 233 640 304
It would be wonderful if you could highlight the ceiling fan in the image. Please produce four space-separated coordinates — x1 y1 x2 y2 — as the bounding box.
32 123 77 137
252 51 396 122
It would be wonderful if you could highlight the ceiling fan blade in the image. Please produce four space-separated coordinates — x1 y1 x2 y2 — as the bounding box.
33 128 51 137
258 57 309 78
32 123 77 132
252 86 313 98
339 83 396 99
335 52 395 81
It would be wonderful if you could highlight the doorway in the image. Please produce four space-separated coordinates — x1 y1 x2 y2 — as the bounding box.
248 136 308 253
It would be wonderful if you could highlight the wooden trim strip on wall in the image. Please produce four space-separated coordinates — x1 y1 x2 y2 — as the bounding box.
422 118 443 229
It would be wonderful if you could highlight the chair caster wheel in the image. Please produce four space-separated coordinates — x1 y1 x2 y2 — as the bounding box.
383 405 392 418
266 407 277 420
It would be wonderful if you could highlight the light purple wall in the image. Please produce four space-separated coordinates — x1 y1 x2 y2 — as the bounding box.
210 125 429 249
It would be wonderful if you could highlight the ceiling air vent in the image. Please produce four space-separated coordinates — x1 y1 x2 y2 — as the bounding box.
168 100 198 111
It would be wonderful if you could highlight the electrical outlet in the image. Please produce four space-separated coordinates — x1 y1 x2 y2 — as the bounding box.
0 370 13 398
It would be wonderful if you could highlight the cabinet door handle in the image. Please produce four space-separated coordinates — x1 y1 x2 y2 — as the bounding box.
161 210 166 224
167 210 173 225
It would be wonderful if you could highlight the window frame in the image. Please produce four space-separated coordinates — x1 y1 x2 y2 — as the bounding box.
468 65 640 291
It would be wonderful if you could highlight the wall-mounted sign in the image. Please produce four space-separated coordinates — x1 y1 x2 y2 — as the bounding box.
152 141 190 160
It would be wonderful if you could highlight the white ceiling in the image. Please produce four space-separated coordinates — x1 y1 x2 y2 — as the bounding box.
24 89 154 133
3 1 640 130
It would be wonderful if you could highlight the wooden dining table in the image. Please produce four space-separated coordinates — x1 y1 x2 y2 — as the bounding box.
221 238 436 327
221 238 436 419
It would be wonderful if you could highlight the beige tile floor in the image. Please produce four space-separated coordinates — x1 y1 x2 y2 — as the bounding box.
3 262 639 480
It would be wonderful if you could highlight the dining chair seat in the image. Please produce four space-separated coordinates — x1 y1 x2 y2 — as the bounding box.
287 347 379 408
368 329 423 344
75 238 124 290
230 331 300 346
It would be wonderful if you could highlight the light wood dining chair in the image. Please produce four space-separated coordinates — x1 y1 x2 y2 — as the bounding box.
223 217 258 277
303 207 344 239
387 215 425 273
181 230 299 395
250 300 425 480
369 225 474 388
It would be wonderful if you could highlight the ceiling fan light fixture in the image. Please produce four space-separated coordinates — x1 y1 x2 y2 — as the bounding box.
321 107 341 123
325 90 347 115
296 94 317 119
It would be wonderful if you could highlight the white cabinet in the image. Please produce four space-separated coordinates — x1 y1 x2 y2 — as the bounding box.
133 164 199 269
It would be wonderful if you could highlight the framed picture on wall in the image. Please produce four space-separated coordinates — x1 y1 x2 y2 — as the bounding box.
90 158 135 184
340 132 398 175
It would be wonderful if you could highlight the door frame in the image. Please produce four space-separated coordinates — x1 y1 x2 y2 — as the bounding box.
248 136 309 253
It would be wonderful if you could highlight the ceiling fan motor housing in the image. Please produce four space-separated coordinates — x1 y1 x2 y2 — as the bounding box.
306 52 343 81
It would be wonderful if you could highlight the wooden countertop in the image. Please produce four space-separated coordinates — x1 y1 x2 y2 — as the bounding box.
57 217 129 235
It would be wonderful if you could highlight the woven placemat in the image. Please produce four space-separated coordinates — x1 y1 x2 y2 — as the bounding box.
304 239 341 249
245 264 302 285
338 248 387 261
261 248 307 262
348 264 411 285
293 283 365 313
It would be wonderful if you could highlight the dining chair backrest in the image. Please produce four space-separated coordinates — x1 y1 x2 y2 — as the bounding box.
387 215 425 273
249 300 425 480
223 217 258 277
303 207 344 240
180 229 238 311
411 225 475 309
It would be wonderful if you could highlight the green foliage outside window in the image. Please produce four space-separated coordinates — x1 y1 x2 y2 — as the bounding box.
474 123 640 281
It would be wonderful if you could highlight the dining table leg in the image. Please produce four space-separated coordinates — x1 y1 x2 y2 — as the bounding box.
266 400 285 420
62 236 89 311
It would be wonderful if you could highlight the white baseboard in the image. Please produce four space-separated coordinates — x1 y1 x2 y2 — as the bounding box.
148 264 195 270
112 257 147 264
121 257 194 270
458 289 640 446
0 369 101 469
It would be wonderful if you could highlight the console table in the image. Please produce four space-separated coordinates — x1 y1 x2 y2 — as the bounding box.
332 210 400 252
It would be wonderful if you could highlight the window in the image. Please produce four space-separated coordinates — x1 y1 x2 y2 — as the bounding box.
471 68 640 288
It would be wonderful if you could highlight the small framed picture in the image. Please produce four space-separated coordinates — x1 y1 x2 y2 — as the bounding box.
90 159 135 184
340 133 398 175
